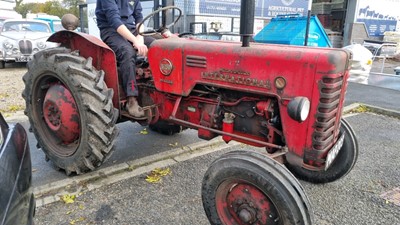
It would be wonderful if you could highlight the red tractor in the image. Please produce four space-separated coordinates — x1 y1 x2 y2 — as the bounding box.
23 1 358 224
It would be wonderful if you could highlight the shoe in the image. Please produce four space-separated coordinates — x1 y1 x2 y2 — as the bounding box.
126 97 145 117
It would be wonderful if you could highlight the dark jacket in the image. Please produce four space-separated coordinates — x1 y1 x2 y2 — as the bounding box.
95 0 143 30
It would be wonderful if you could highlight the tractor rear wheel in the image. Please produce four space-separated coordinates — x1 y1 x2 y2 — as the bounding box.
23 47 118 175
286 118 359 183
202 151 313 225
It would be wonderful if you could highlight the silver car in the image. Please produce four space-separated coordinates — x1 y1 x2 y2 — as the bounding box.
0 19 58 69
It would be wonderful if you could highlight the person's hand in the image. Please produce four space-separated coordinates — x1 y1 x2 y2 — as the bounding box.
134 43 148 56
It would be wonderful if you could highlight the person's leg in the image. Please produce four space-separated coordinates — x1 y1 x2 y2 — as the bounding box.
100 28 144 117
101 28 138 97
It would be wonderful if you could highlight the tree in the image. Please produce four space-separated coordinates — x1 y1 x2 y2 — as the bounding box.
62 0 85 16
15 3 40 18
14 0 84 18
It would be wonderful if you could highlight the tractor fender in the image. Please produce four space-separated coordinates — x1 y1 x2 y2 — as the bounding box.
48 30 120 109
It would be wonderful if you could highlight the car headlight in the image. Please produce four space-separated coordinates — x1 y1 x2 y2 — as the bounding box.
37 41 46 49
3 40 13 50
287 97 310 122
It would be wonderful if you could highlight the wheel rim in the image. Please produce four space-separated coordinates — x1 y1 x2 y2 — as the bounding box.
216 179 281 225
32 74 81 157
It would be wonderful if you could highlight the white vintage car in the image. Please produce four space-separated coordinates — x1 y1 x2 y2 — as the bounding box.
0 19 58 69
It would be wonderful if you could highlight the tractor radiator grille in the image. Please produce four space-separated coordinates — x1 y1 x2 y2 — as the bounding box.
186 55 207 68
19 40 32 54
311 75 344 157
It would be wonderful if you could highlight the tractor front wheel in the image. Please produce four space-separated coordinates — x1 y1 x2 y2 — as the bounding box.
23 47 118 175
202 151 313 225
286 118 359 183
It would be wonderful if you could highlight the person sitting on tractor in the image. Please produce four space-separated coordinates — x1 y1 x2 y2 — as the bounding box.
95 0 155 117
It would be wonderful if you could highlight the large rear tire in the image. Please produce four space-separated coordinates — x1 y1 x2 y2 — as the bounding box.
23 47 118 175
202 151 313 225
286 118 359 183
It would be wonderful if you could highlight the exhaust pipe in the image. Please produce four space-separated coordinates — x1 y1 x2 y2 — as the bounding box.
240 0 255 47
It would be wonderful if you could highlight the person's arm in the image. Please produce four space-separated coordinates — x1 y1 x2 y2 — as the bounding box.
100 0 147 56
116 25 147 56
132 0 146 52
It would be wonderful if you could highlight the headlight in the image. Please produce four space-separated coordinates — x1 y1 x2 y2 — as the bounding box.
37 41 46 49
287 97 310 122
3 40 13 50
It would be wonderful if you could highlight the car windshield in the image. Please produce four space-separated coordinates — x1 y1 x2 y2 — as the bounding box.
2 21 50 33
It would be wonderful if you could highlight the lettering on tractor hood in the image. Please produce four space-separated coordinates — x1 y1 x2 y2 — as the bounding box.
201 69 272 89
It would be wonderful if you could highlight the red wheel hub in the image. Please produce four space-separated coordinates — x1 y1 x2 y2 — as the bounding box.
216 181 280 225
43 84 80 144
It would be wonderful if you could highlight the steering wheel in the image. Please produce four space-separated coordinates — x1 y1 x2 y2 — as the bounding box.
137 6 182 36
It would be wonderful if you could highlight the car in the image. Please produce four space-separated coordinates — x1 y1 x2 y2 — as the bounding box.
34 17 64 33
0 19 58 69
0 112 35 225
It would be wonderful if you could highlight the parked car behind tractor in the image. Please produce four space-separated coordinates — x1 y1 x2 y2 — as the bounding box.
23 2 358 224
0 19 58 69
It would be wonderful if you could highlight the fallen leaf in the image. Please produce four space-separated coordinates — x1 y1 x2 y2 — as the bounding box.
140 128 148 135
154 168 171 176
61 194 76 204
145 168 171 183
169 142 178 147
145 174 161 183
79 204 84 210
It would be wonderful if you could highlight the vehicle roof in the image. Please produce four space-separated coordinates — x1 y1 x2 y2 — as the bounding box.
34 17 61 22
3 19 50 24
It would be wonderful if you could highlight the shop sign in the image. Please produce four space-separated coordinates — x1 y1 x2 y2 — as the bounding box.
356 0 399 37
198 0 308 18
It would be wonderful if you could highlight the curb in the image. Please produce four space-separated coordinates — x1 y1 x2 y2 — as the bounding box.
33 138 241 207
3 110 27 122
343 102 400 119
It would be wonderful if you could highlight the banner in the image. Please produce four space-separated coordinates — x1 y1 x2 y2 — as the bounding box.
263 0 308 17
198 0 308 17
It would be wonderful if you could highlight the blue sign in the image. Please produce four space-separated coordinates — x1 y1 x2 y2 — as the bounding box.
199 0 263 17
357 19 397 37
263 0 308 17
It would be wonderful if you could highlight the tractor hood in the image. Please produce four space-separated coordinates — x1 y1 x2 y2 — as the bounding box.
148 37 350 99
